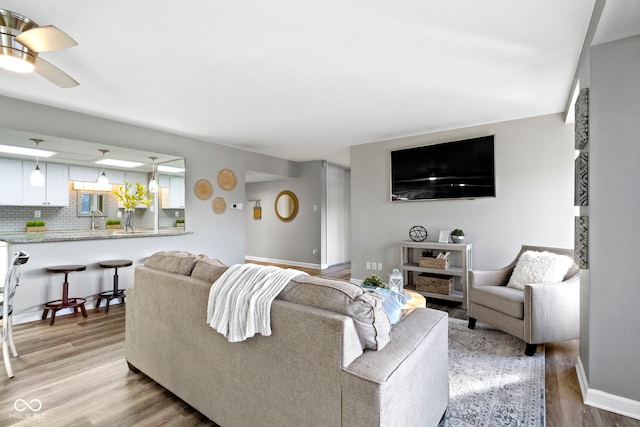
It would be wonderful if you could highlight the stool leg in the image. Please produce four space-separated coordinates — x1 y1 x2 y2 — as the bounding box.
80 303 88 318
50 309 57 325
42 308 49 320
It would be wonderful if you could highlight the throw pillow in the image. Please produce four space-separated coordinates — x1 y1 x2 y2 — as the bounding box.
191 259 229 283
361 285 409 325
278 276 392 351
144 251 207 276
507 250 574 290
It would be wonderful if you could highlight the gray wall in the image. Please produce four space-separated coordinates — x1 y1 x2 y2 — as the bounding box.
245 161 324 266
245 162 351 268
350 114 575 282
587 34 640 401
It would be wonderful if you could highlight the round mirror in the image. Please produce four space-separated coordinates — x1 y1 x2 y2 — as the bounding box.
275 190 299 222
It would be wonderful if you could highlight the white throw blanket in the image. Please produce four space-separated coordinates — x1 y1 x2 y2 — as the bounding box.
206 263 307 342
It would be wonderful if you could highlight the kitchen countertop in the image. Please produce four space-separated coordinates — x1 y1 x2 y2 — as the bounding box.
0 228 191 244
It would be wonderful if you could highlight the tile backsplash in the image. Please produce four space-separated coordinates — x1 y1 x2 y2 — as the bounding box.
0 183 184 233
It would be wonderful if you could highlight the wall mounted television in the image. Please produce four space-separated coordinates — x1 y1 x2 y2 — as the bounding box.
391 135 495 201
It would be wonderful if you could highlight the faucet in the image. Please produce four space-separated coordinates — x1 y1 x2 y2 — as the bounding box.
90 209 104 230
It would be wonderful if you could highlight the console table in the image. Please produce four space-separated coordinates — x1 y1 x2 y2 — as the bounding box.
398 241 473 309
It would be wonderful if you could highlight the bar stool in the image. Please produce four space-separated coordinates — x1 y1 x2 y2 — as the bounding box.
42 265 88 325
96 260 132 313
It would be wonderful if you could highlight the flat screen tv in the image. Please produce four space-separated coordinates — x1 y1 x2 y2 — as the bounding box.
391 135 495 201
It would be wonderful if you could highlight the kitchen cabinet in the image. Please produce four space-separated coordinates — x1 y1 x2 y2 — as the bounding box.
0 158 22 205
159 175 185 209
124 171 148 186
21 162 69 206
68 165 125 185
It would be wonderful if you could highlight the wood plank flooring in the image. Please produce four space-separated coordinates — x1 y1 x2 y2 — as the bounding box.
1 262 638 426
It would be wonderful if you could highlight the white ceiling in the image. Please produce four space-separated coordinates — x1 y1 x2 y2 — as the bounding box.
0 0 629 167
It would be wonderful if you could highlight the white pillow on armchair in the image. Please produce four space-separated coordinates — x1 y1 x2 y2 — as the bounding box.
507 250 573 290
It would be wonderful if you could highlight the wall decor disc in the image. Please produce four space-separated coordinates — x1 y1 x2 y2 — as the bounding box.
217 168 237 191
212 197 227 214
409 225 428 242
194 179 213 200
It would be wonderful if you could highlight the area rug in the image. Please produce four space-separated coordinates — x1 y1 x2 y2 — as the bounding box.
438 318 545 427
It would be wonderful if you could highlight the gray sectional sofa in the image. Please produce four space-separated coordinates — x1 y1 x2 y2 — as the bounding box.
125 251 449 427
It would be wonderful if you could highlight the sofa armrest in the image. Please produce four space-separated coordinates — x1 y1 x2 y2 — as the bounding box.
524 272 580 344
341 308 449 427
470 266 514 288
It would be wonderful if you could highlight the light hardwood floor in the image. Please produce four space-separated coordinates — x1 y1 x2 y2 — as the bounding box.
1 262 638 426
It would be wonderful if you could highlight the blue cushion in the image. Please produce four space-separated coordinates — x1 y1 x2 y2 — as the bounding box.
361 285 408 325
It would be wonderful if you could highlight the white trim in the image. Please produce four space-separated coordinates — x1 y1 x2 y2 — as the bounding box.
244 256 327 270
576 357 640 420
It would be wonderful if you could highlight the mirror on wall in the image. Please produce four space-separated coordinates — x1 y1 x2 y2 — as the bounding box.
78 193 104 216
275 190 299 222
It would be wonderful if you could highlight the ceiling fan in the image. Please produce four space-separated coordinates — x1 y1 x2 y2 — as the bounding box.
0 9 78 88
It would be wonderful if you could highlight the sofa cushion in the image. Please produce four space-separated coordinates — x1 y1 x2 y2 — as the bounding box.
470 286 525 319
507 250 574 290
278 276 391 351
191 259 229 284
144 251 206 276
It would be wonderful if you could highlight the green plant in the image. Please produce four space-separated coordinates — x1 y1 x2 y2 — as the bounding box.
421 249 435 257
26 220 45 227
113 181 153 209
106 219 121 225
451 229 465 236
362 274 385 288
175 218 185 224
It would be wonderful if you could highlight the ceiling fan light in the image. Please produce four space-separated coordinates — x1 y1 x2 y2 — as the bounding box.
30 164 44 186
0 51 36 73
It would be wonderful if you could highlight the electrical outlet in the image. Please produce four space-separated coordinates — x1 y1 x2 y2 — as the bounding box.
175 211 179 217
117 211 122 218
366 262 371 270
34 210 41 218
377 262 383 271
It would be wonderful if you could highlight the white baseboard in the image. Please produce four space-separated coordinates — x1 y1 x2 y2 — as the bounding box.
244 256 327 270
576 357 640 420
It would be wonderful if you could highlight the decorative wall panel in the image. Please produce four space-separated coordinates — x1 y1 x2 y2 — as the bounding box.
575 88 589 150
575 152 588 206
575 216 588 269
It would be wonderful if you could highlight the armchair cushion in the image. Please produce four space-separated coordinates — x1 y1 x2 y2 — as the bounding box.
507 250 573 290
470 286 524 319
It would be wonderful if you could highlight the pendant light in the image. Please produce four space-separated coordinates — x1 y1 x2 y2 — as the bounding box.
148 156 158 193
29 138 45 187
97 149 109 186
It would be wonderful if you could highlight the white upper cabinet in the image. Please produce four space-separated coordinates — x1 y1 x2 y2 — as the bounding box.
0 158 23 205
21 161 69 206
159 174 185 209
168 176 185 208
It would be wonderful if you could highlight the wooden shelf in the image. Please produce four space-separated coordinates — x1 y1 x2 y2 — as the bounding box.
398 241 473 309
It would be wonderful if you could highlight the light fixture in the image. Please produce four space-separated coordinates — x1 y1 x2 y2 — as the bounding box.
0 10 37 74
0 143 56 157
148 156 158 193
95 158 144 168
157 164 185 173
29 138 45 187
97 149 109 187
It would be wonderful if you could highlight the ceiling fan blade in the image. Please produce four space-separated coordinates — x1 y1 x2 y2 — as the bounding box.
15 25 78 52
35 57 79 88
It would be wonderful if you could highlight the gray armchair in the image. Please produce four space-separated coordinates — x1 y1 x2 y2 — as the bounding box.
467 245 580 356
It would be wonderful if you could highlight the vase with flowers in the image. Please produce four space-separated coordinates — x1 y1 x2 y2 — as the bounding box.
113 181 153 232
